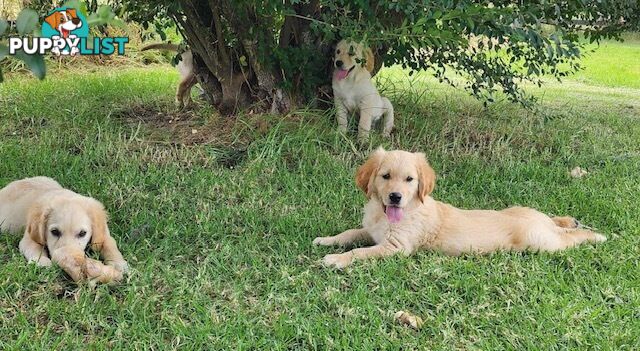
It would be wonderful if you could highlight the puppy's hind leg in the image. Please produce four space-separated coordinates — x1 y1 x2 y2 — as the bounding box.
541 229 606 252
182 74 198 108
176 73 196 109
562 229 606 246
381 97 394 137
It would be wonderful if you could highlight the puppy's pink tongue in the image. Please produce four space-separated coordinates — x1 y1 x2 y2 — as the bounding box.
386 206 404 223
334 69 349 80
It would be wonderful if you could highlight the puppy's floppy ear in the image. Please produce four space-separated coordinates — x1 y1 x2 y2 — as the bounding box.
86 198 110 252
26 203 51 246
415 152 436 202
44 13 61 29
364 47 375 73
356 147 386 198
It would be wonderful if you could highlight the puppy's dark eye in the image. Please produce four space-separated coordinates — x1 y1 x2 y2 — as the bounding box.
406 176 414 182
78 230 87 238
51 229 61 237
382 173 391 180
336 49 340 54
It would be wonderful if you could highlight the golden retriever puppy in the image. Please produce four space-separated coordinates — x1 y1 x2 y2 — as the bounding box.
314 148 606 268
0 177 127 283
333 40 394 141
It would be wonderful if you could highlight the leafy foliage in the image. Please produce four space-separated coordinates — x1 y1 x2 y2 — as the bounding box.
113 0 640 109
0 8 45 81
15 9 39 35
3 0 640 106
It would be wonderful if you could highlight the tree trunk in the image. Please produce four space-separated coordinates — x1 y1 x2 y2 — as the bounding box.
172 0 385 116
173 0 290 115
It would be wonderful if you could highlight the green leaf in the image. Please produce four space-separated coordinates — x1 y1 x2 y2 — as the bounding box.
157 28 167 41
63 0 87 16
86 13 101 26
97 5 115 20
0 44 8 61
14 50 46 80
87 5 120 27
16 9 39 35
110 18 127 30
0 19 8 36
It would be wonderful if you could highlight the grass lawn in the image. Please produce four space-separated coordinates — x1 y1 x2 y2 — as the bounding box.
1 37 639 349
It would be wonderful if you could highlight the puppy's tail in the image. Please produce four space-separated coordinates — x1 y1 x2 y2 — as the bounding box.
141 43 180 52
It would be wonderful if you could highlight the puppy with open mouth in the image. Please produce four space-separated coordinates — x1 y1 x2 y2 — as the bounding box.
314 148 606 268
332 40 394 141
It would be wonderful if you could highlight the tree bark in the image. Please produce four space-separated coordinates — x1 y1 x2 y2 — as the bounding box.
176 0 254 115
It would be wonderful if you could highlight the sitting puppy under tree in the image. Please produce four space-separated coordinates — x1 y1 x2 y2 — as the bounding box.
0 177 128 284
314 148 606 268
332 40 394 141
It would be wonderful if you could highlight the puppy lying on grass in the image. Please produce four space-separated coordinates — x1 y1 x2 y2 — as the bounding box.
332 40 394 141
0 177 128 284
314 148 606 268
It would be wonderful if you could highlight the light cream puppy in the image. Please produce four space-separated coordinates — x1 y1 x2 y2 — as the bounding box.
314 148 606 268
0 177 127 282
332 40 394 141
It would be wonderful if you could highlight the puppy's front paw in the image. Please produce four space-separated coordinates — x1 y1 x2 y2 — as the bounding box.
323 253 352 269
86 259 124 284
313 236 336 246
357 134 369 144
109 260 130 274
382 127 393 138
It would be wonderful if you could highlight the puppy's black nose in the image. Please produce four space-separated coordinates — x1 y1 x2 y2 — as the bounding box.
335 60 343 68
72 18 81 25
389 192 402 204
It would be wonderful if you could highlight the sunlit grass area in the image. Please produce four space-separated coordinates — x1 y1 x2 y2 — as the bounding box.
0 37 639 349
573 34 640 89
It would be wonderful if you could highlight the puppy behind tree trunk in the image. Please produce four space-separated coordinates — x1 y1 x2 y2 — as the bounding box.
141 43 197 109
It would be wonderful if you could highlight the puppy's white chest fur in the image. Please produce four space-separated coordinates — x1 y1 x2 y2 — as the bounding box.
333 76 383 116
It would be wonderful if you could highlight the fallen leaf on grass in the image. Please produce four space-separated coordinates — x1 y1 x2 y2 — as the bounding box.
569 166 588 178
394 311 424 330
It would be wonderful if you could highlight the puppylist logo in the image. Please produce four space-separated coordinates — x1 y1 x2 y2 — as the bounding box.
9 6 128 56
